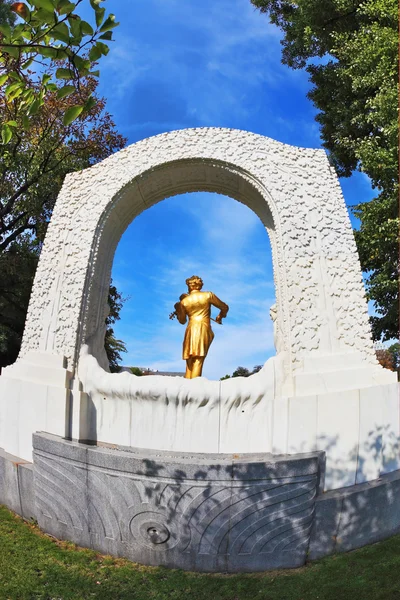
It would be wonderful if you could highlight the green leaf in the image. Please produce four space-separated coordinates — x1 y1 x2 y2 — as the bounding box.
52 22 70 43
57 0 76 15
99 30 112 40
32 0 56 11
88 70 100 77
54 48 69 59
12 23 26 39
95 6 105 27
99 14 119 33
73 56 90 75
6 120 18 127
37 46 58 58
20 28 32 41
42 73 51 84
69 15 82 39
1 45 20 59
56 67 73 79
0 74 9 86
63 104 84 125
21 56 34 70
89 41 109 62
0 23 11 39
1 124 12 144
22 88 34 101
57 84 75 98
5 82 22 98
84 95 96 112
22 114 30 130
35 7 56 23
46 83 58 91
8 87 24 100
80 20 94 35
89 44 102 62
28 98 41 115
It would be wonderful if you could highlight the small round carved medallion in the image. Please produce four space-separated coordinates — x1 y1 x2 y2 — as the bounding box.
143 522 170 545
130 511 176 550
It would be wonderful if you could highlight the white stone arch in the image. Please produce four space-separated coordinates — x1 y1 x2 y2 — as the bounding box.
3 128 397 487
81 158 286 371
20 127 375 373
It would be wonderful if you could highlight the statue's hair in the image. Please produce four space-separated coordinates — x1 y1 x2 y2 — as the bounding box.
186 275 203 289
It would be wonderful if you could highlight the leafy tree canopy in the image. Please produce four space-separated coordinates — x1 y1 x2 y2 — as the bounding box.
0 71 126 368
0 0 119 140
105 281 127 372
220 365 263 380
0 71 125 253
252 0 398 341
130 366 143 377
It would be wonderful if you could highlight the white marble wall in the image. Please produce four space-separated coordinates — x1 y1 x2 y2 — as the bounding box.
0 128 397 492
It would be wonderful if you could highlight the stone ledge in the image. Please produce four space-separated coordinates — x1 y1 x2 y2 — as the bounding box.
309 469 400 559
1 437 400 573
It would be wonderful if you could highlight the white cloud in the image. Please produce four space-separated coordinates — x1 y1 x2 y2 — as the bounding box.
99 0 294 124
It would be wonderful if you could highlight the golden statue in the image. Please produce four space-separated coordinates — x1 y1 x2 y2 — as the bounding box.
170 276 229 378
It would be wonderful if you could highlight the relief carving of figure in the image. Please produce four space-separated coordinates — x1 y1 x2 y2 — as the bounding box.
270 303 283 354
170 275 229 378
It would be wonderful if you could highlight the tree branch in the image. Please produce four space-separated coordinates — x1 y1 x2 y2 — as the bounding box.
0 222 36 252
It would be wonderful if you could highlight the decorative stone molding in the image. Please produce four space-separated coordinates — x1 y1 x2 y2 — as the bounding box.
32 433 321 572
18 128 375 372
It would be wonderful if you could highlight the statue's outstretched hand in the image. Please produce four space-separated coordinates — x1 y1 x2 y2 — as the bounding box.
215 314 223 324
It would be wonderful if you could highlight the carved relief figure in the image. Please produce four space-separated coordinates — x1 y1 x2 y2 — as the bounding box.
170 276 229 378
270 303 283 354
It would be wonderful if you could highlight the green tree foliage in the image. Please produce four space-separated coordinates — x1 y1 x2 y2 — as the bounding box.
0 1 16 28
104 281 127 373
251 0 398 340
0 73 126 368
130 366 143 377
388 343 400 370
220 365 263 379
0 0 119 139
0 242 36 367
0 73 125 253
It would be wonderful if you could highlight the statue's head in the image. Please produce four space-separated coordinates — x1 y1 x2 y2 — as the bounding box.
186 275 203 291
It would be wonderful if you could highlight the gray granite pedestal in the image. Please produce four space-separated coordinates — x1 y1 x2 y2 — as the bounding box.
1 433 400 572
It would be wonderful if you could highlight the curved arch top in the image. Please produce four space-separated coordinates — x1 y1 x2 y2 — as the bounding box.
20 127 375 372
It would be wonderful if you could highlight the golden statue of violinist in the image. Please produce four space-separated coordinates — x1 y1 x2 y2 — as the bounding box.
170 276 229 379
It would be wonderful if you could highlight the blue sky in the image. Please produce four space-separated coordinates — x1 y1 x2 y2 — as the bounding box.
89 0 374 378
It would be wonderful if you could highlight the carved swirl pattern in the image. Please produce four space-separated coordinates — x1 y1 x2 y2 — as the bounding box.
33 444 318 569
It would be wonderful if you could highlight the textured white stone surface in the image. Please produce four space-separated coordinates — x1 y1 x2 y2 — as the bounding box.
17 127 378 370
0 127 397 489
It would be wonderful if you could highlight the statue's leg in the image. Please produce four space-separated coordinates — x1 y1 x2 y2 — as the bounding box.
185 357 194 378
191 357 204 378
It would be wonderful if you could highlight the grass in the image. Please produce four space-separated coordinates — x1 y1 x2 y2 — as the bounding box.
1 506 400 600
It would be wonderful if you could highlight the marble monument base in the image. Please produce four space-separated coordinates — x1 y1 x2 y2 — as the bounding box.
1 433 400 572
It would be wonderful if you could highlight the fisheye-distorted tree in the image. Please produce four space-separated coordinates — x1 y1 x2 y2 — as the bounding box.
105 282 128 372
252 0 398 341
0 0 118 141
0 0 126 367
0 73 127 367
